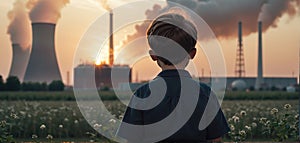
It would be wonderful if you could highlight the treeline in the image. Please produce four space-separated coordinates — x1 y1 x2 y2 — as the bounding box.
0 75 64 91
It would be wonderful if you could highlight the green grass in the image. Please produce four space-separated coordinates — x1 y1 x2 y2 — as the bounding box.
0 91 298 101
0 100 298 142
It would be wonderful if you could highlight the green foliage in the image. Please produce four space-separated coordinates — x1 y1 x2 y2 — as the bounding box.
0 75 5 91
5 76 21 91
22 82 48 91
224 101 299 141
49 80 65 91
224 91 298 100
0 119 15 143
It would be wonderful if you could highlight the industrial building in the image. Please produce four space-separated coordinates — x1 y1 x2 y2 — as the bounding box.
24 23 62 83
9 44 30 81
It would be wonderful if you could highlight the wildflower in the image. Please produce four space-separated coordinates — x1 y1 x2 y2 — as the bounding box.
270 108 278 115
239 130 246 136
64 118 69 122
284 104 291 109
245 125 251 130
109 119 116 123
46 134 53 140
295 114 299 119
32 134 38 139
240 110 247 116
251 122 257 128
259 117 267 123
229 124 235 131
40 124 46 129
0 120 7 127
10 113 18 119
232 115 240 123
93 123 102 129
59 124 63 128
74 120 79 124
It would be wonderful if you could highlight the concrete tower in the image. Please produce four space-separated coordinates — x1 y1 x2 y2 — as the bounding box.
9 44 30 81
24 23 62 83
255 21 264 90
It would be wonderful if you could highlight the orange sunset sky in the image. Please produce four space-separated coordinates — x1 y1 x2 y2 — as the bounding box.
0 0 299 84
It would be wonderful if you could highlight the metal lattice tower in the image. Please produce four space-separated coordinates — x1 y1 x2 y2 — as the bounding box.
235 21 246 77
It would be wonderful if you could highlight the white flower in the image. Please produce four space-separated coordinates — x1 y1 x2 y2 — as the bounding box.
284 104 291 109
64 118 69 122
270 108 278 114
245 125 251 130
59 124 63 128
251 122 257 128
46 134 53 140
93 123 102 129
239 130 246 136
240 110 247 116
232 115 240 123
74 120 79 124
230 124 235 131
109 119 116 123
40 124 46 129
32 134 38 139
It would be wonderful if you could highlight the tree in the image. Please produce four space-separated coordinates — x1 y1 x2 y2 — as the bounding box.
6 76 21 91
0 75 5 91
48 80 65 91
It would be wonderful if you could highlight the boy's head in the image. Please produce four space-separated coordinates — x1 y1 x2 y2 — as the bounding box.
147 13 197 67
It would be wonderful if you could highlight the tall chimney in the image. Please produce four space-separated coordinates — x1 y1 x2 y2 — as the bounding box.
238 21 242 48
109 11 114 66
255 21 264 90
24 23 62 83
9 44 30 81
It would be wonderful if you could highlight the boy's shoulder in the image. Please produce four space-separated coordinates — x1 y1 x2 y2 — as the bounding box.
133 80 212 99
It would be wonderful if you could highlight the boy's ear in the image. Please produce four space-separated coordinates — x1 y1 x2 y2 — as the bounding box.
189 48 197 59
149 50 158 61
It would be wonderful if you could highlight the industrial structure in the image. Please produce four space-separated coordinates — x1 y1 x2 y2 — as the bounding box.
24 23 62 83
74 11 132 89
9 44 30 81
255 21 264 90
235 21 246 78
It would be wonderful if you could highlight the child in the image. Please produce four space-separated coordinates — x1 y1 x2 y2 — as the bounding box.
117 13 229 143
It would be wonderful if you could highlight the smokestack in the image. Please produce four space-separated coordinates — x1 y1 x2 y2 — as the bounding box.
238 21 242 48
109 11 114 66
9 43 30 81
24 23 62 83
255 21 264 90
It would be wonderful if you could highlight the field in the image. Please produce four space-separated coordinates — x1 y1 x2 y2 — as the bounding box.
0 91 299 142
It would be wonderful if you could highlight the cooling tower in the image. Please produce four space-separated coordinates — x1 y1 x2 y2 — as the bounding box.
24 23 62 83
9 44 30 81
255 21 264 90
109 11 114 66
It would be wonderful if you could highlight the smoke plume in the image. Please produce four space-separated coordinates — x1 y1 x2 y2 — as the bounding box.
121 0 300 43
26 0 70 23
98 0 112 11
167 0 300 39
121 4 163 46
7 0 31 49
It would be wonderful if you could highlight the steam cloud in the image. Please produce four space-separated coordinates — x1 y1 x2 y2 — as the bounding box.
122 0 300 43
167 0 300 39
26 0 70 23
122 4 163 46
7 0 31 49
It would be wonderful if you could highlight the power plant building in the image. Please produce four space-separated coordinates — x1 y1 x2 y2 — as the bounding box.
74 64 132 89
24 23 62 83
9 44 30 81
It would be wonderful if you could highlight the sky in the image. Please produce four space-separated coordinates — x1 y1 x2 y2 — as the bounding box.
0 0 299 84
